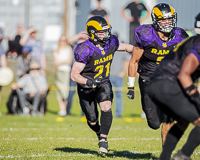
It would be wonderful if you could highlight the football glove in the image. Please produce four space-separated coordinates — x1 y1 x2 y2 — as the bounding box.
184 84 200 112
86 74 102 87
127 86 135 100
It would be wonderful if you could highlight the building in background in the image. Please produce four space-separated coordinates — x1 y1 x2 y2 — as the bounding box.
0 0 200 54
0 0 77 54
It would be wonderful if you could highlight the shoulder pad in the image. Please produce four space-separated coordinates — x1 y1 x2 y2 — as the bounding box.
110 35 119 48
135 24 154 48
74 40 94 64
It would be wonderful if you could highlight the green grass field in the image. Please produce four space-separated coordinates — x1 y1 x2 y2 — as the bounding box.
0 59 200 160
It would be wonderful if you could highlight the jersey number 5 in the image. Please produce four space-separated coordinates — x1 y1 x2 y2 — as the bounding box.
156 56 164 64
94 62 110 78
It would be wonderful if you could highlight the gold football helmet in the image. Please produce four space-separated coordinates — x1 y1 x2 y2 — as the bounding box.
151 3 177 33
86 15 111 44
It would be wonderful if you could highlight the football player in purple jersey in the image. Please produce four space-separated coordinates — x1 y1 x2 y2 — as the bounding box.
148 12 200 160
71 15 133 154
127 3 189 146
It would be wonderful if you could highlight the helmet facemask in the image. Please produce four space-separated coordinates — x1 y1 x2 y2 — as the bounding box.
86 15 112 45
151 3 177 33
94 27 112 44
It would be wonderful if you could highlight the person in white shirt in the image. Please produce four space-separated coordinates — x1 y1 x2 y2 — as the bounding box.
53 35 73 116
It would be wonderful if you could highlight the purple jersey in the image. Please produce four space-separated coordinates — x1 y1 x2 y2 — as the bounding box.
74 35 119 87
134 24 188 76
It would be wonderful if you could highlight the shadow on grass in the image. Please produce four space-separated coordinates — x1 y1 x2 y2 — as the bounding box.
54 147 157 159
129 113 141 118
47 110 83 117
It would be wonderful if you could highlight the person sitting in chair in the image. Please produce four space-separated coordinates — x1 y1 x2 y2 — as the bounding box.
12 60 48 116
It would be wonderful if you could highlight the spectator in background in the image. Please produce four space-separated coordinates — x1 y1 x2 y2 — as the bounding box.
110 33 131 117
0 28 8 115
7 24 24 58
88 0 109 21
66 31 88 116
121 0 150 45
53 35 73 117
12 60 48 116
20 27 46 76
15 46 32 80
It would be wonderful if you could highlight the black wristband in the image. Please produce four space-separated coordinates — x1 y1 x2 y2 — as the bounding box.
184 84 196 95
86 79 93 87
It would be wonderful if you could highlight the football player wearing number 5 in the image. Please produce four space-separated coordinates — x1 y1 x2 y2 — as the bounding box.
71 15 133 154
127 3 188 146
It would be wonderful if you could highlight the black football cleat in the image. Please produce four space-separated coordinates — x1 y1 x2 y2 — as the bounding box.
172 150 191 160
98 138 108 154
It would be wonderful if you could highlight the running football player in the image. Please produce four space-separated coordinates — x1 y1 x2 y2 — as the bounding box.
127 3 189 145
71 15 133 153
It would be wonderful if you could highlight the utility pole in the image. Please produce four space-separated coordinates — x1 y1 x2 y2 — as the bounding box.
24 0 30 29
63 0 68 36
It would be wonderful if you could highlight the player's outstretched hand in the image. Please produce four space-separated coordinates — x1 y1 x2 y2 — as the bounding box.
127 86 135 100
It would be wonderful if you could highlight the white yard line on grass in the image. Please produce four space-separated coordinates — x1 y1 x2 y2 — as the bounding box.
2 137 188 142
2 137 129 141
1 128 69 131
1 151 200 159
0 151 161 159
141 138 160 141
1 127 151 131
0 153 96 159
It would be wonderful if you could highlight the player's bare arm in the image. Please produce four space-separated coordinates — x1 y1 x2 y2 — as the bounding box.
127 46 143 99
117 43 133 53
128 46 144 83
178 53 199 95
71 61 87 85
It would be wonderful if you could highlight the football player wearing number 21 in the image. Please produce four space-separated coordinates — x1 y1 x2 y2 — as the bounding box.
70 15 133 154
127 3 189 146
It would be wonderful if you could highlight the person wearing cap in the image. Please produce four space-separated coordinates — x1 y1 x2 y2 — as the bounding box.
15 46 32 80
12 60 48 116
20 27 46 76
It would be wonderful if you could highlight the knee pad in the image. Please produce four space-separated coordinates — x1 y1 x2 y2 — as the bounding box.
88 115 98 123
87 120 100 133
